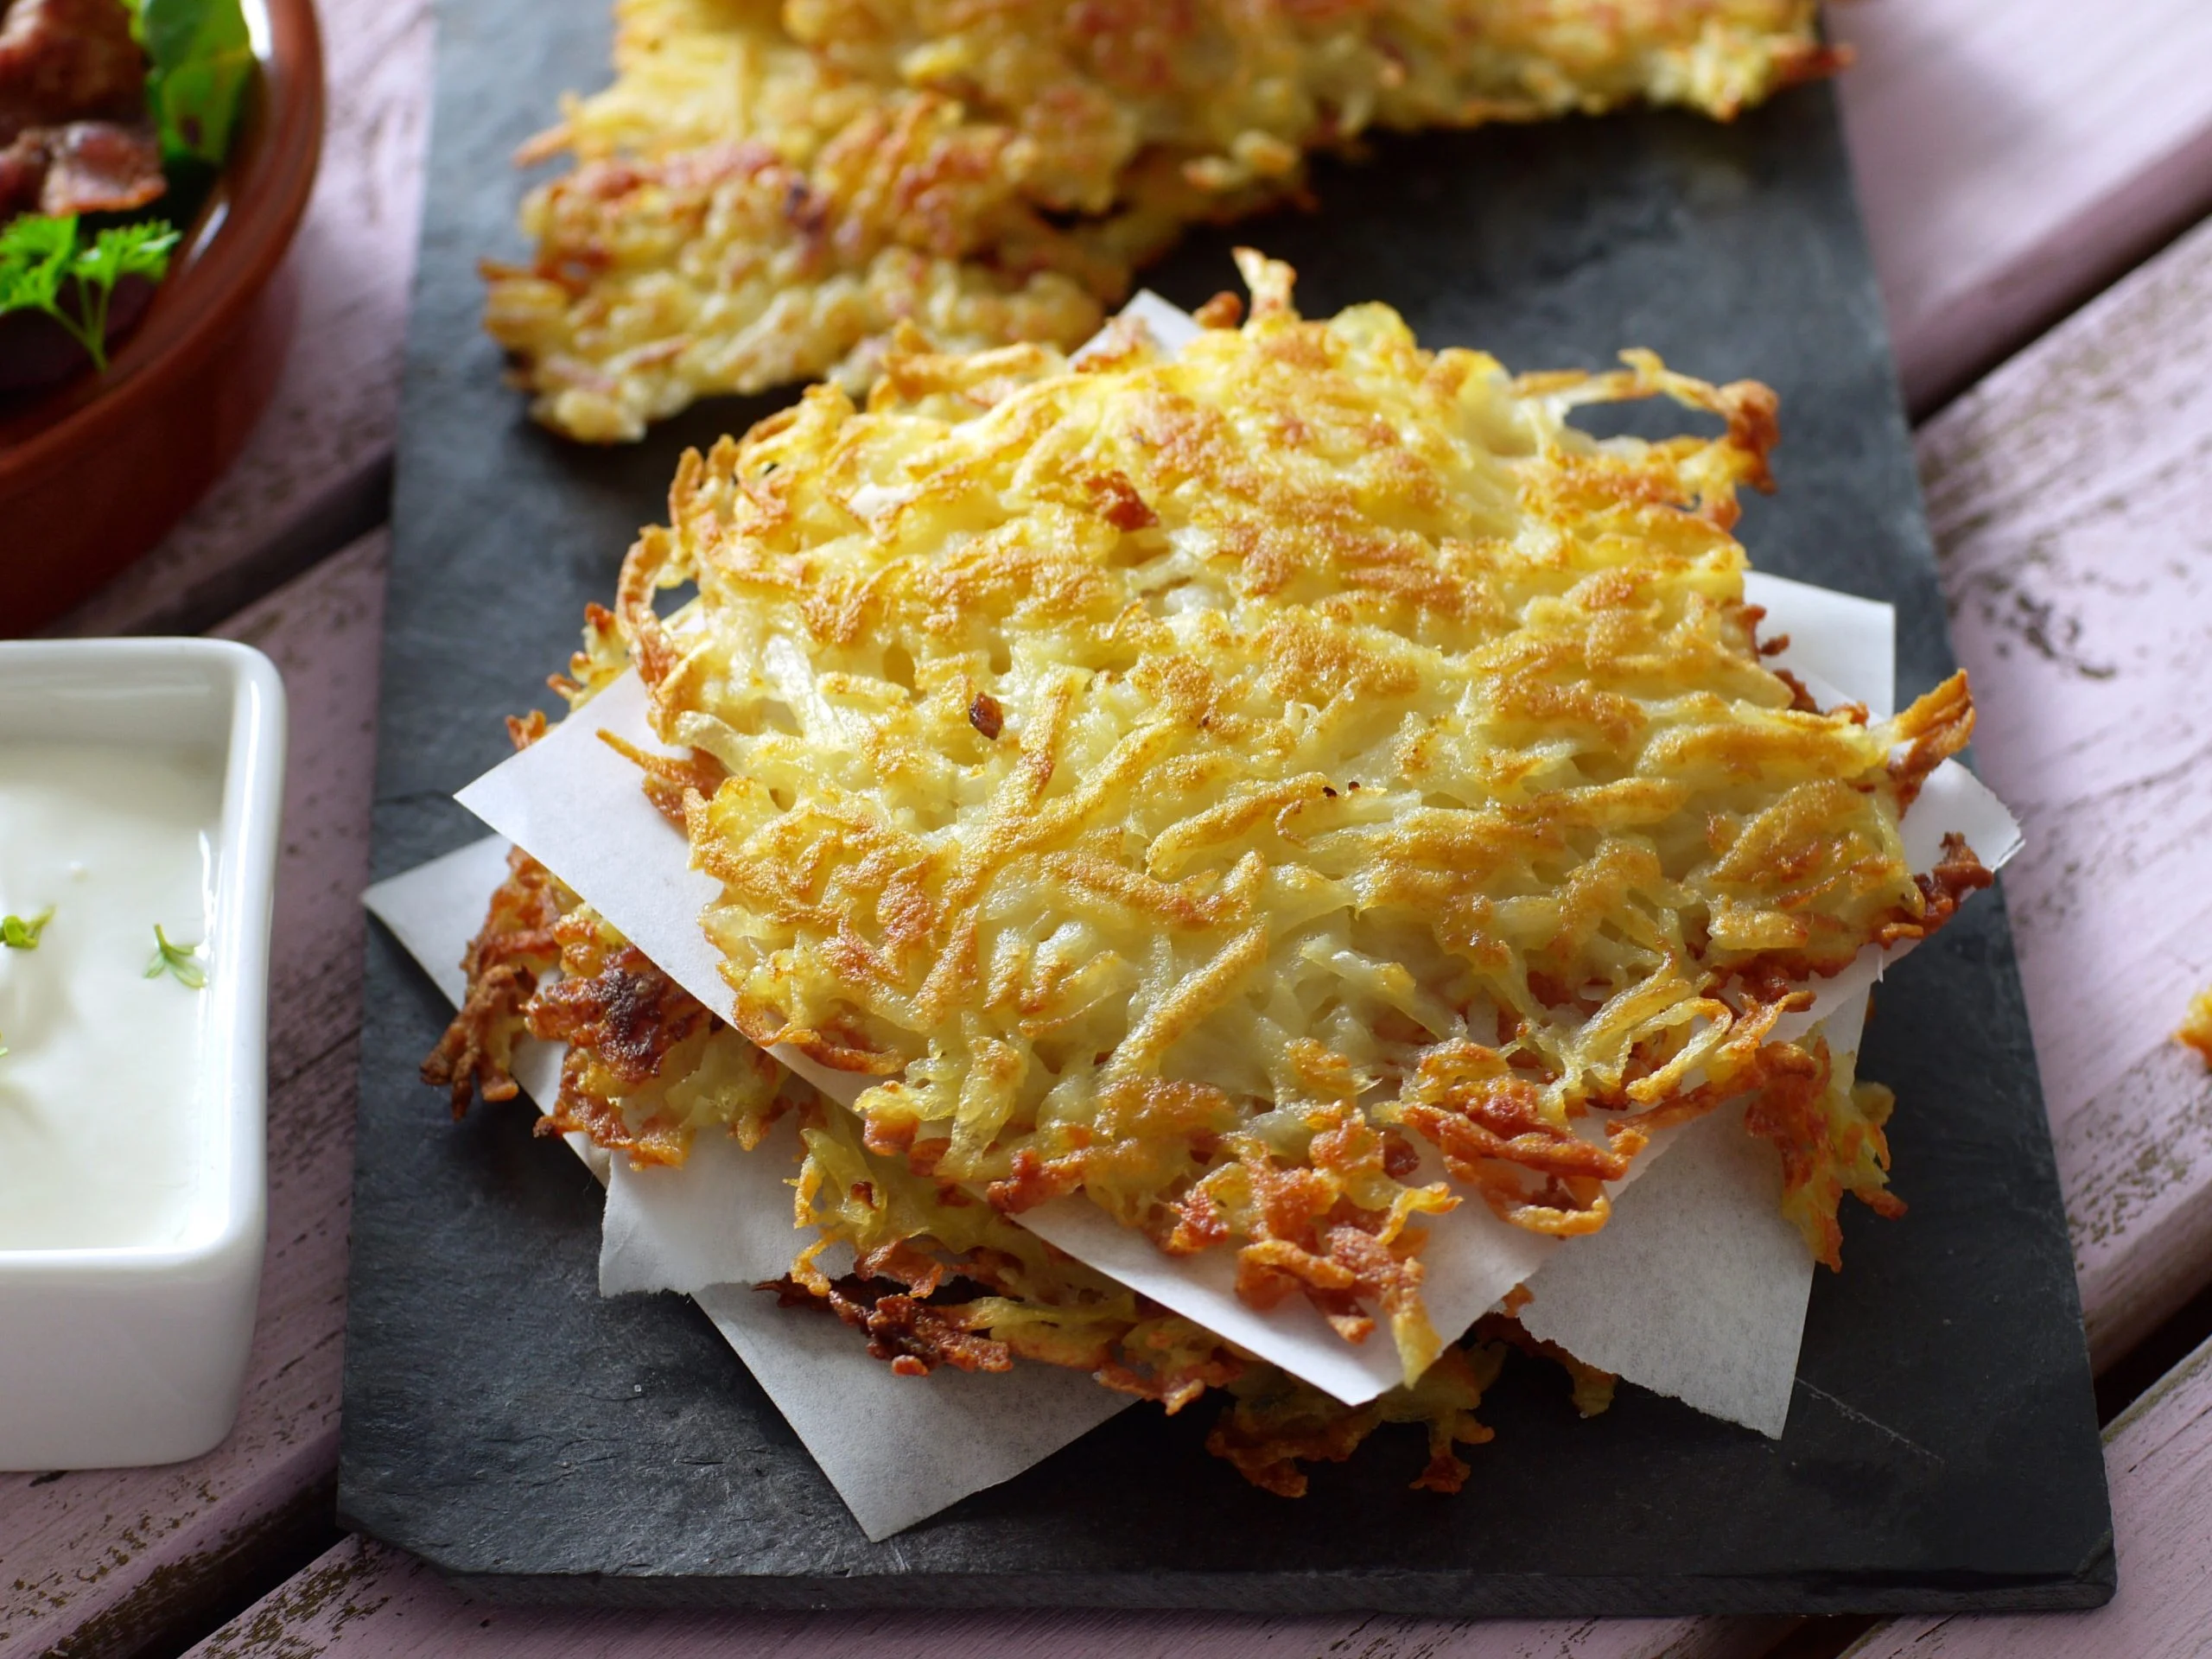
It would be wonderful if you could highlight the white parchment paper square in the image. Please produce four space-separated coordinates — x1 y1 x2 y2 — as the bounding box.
450 574 2012 1429
365 854 1128 1540
374 295 2024 1516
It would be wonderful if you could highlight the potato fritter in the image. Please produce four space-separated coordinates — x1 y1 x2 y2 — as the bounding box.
485 0 1838 440
434 841 1586 1495
596 255 1973 1381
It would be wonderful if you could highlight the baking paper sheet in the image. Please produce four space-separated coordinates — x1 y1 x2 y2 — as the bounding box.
449 572 2012 1431
399 295 2021 1481
1516 1100 1809 1434
365 293 2024 1535
361 836 571 1146
362 831 1778 1548
365 849 1129 1541
1012 569 1917 1417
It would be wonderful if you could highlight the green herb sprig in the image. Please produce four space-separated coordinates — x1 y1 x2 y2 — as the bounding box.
123 0 257 165
0 216 181 372
0 906 55 1058
146 924 207 990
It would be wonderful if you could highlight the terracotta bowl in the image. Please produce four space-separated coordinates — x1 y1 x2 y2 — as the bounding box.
0 0 325 635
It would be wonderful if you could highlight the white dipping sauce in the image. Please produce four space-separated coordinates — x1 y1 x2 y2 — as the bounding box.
0 742 224 1251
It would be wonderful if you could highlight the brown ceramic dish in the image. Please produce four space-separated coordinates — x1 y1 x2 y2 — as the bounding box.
0 0 324 634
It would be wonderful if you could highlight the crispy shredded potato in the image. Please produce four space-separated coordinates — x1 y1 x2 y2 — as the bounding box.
1207 1341 1505 1497
583 256 1978 1382
440 846 1256 1409
429 848 1540 1494
1740 1019 1905 1269
420 843 569 1116
435 844 1516 1492
486 0 1840 440
425 836 1849 1495
430 261 1968 1489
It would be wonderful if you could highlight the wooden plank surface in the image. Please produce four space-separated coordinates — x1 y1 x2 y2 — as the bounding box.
1831 0 2212 412
0 535 387 1659
1842 1334 2212 1659
1915 212 2212 1370
178 1552 1788 1659
192 1331 2212 1659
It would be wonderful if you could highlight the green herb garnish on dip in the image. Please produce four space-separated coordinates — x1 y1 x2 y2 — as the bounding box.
2 907 54 950
145 923 207 989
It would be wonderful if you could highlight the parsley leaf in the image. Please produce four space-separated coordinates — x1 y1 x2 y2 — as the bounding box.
141 0 257 165
145 924 207 990
0 906 55 1056
0 214 75 315
0 216 181 372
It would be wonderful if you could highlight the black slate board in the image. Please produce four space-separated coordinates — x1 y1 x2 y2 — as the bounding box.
340 0 2115 1615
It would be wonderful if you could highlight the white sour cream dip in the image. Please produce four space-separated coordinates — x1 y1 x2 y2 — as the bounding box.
0 741 225 1252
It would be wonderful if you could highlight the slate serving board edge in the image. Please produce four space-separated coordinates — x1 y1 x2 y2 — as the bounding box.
338 0 2113 1615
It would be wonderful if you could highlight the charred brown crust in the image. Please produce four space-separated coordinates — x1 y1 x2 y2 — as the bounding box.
1887 671 1975 810
599 731 727 830
1911 832 1996 935
767 1274 1015 1376
420 847 566 1116
1205 1390 1380 1497
526 943 711 1085
1204 1341 1502 1498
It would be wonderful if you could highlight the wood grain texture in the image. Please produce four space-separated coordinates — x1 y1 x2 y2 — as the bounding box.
0 534 387 1659
1841 1335 2212 1659
178 1543 1789 1659
1914 212 2212 1370
47 1 433 639
1832 0 2212 413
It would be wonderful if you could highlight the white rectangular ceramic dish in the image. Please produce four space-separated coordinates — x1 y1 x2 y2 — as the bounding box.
0 639 285 1469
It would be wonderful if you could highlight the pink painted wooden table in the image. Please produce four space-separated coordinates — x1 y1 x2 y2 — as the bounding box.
8 1 2212 1654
